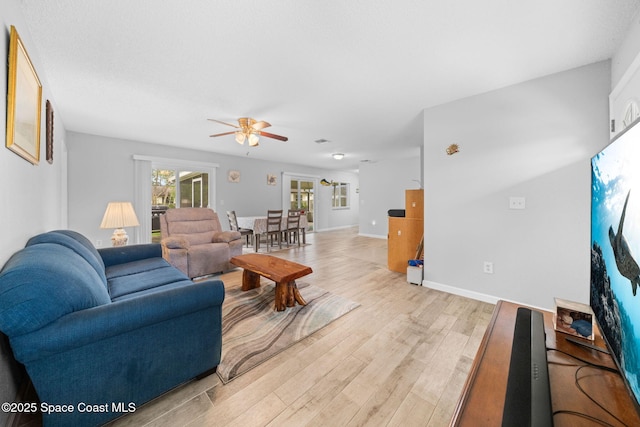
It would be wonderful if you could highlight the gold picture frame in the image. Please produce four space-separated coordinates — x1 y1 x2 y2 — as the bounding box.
6 26 42 165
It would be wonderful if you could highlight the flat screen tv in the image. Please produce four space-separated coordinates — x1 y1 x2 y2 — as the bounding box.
591 116 640 410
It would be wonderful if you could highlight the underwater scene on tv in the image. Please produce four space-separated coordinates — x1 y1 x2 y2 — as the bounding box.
591 120 640 405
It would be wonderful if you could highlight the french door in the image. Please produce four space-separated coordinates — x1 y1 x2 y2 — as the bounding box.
289 177 315 231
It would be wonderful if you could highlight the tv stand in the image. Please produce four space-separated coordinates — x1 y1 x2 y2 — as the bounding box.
564 335 610 354
450 300 640 426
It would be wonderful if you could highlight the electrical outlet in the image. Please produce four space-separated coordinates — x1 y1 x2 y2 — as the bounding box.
483 261 494 274
509 197 526 210
96 239 103 247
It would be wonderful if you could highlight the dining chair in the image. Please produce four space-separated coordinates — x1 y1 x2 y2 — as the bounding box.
226 210 253 247
266 210 283 252
283 210 301 247
289 209 307 244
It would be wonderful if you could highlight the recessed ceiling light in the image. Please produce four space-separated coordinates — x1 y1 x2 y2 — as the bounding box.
332 153 344 160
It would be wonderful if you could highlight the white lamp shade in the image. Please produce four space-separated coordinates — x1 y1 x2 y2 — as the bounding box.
100 202 140 229
248 133 260 146
235 132 246 144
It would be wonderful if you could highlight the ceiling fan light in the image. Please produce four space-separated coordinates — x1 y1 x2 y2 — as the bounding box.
235 132 246 144
248 134 260 146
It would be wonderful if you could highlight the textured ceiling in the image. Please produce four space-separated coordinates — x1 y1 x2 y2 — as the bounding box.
18 0 640 171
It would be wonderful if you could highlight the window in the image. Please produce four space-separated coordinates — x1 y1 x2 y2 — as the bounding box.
152 169 209 209
332 182 349 209
134 155 218 244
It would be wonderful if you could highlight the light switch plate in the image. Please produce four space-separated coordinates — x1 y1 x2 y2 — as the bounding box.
509 197 526 210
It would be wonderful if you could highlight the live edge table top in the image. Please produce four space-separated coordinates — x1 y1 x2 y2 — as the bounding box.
230 254 313 311
230 254 313 285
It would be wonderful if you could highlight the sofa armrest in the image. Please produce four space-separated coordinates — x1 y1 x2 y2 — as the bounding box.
161 236 190 249
11 279 225 363
213 230 241 243
98 243 162 267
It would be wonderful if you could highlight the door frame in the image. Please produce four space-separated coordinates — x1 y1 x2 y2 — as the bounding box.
281 172 319 232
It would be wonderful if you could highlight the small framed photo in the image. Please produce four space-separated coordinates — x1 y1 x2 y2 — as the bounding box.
267 174 277 185
554 298 595 341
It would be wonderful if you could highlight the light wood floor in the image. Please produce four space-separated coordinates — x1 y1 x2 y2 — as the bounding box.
106 227 494 427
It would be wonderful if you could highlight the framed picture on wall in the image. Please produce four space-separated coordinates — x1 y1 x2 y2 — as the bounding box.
46 100 54 164
267 174 276 185
5 26 42 165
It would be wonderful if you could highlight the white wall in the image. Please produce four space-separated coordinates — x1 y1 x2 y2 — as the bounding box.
610 7 640 137
358 151 422 238
66 132 359 246
611 7 640 88
422 61 611 310
0 6 68 266
0 0 69 418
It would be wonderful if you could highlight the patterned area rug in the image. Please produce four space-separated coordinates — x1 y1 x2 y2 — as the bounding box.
217 282 359 384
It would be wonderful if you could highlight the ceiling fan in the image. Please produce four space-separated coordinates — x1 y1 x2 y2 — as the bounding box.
208 117 288 147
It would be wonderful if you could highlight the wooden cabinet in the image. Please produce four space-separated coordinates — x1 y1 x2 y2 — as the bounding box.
388 189 423 273
451 300 640 426
405 189 423 219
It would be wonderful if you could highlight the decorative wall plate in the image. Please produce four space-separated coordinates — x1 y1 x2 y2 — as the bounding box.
228 170 240 183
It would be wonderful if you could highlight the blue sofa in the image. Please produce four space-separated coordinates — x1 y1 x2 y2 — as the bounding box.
0 230 225 427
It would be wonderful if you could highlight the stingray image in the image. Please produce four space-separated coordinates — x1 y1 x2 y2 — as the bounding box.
609 190 640 296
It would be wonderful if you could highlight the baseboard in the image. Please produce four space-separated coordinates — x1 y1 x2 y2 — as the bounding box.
315 225 359 233
422 280 500 305
357 232 387 239
421 280 552 312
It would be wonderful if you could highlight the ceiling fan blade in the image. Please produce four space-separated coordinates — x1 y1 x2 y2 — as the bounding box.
209 131 237 137
258 131 288 142
208 119 240 128
251 120 271 130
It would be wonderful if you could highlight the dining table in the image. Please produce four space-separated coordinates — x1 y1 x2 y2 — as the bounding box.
237 215 308 251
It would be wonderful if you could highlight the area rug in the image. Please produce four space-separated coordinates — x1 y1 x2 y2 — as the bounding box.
217 282 359 384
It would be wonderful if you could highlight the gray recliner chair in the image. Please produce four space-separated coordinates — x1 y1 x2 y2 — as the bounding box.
160 208 243 278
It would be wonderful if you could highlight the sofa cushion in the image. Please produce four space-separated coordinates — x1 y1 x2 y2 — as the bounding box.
164 208 221 236
213 230 241 243
187 243 230 278
0 244 111 336
106 258 192 300
182 231 216 246
26 230 108 288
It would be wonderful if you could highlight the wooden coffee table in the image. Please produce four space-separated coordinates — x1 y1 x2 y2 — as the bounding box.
230 253 313 311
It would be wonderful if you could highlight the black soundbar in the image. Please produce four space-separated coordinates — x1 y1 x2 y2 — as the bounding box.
502 307 553 427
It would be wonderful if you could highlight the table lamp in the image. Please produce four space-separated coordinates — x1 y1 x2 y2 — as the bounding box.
100 202 140 246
